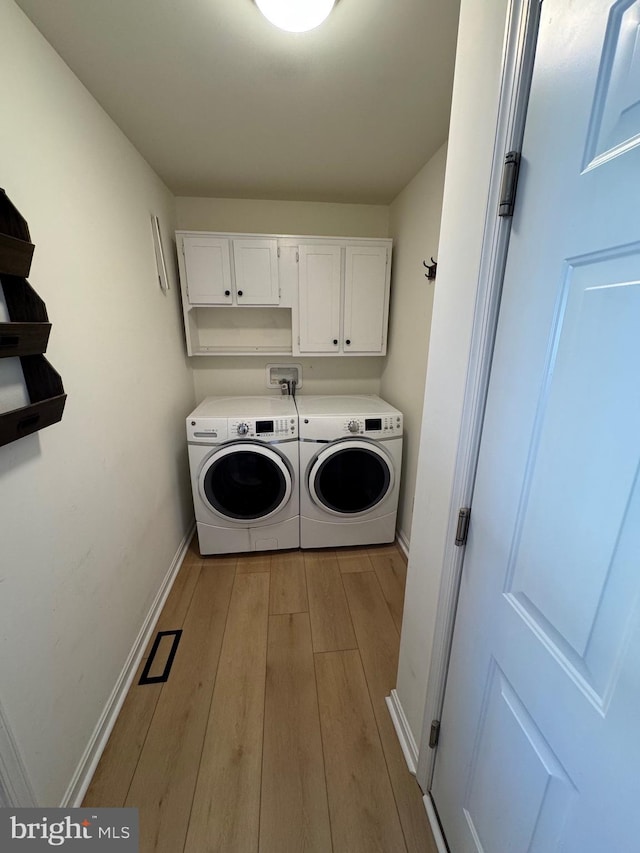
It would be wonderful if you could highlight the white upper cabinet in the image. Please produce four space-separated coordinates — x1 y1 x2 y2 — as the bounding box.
298 245 342 353
176 231 391 357
232 238 279 305
181 234 279 307
297 241 391 356
182 235 233 305
343 245 389 353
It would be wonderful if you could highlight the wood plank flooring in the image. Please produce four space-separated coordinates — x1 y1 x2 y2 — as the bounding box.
84 541 437 853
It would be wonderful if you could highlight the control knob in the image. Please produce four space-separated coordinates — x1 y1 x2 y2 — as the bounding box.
237 422 250 436
347 419 360 433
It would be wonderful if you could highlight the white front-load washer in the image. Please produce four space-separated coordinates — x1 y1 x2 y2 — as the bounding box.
296 395 403 549
186 396 299 555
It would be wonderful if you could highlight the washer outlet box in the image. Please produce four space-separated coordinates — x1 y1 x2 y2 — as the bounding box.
266 363 303 391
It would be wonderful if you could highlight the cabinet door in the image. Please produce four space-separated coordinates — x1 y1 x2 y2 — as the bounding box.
232 239 279 305
298 245 342 353
183 236 232 305
343 245 389 354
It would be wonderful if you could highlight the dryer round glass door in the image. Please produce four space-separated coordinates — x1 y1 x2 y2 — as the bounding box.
308 440 394 516
198 443 293 522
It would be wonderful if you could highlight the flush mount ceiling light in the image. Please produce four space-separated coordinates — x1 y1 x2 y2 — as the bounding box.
255 0 336 32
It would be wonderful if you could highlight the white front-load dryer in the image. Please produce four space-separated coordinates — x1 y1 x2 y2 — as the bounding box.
186 396 299 555
296 395 403 549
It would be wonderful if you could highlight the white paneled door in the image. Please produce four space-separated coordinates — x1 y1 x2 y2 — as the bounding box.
431 2 640 851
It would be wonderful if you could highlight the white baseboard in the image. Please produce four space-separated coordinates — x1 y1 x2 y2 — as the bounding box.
385 689 418 775
424 795 449 853
396 528 410 559
61 524 195 808
0 699 37 807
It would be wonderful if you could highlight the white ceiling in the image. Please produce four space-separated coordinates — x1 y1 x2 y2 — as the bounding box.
14 0 460 204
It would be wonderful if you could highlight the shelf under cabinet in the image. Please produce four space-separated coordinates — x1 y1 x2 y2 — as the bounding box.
185 306 293 357
191 347 293 357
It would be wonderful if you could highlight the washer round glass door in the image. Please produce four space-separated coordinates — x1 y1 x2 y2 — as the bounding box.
198 443 293 522
308 440 394 516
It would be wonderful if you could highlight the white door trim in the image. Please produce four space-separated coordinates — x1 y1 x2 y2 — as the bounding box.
424 794 450 853
0 698 37 807
416 0 543 792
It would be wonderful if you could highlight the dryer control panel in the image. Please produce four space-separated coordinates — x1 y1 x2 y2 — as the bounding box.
340 414 403 437
298 412 403 441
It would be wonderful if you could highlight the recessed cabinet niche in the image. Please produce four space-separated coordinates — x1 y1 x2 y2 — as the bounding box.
0 189 66 447
176 230 392 358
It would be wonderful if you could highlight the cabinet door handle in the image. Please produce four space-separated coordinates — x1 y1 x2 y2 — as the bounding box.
237 290 243 297
333 339 338 345
345 339 351 346
224 290 230 296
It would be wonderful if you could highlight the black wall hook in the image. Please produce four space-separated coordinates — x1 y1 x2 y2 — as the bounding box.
423 257 437 280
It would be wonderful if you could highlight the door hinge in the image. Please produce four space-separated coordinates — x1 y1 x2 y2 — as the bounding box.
277 246 281 258
498 150 521 217
429 720 441 749
455 507 471 546
296 250 299 262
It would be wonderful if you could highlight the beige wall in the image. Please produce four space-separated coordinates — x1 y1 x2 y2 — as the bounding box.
176 196 389 238
0 0 195 805
396 0 512 744
192 356 384 400
381 143 448 544
176 196 390 400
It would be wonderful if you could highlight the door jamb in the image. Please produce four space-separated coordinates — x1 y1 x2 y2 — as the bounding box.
416 0 543 793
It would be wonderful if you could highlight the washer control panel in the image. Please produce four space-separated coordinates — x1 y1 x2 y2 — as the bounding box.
230 417 297 439
187 416 297 443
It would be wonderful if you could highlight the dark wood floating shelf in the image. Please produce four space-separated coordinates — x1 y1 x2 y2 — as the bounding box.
0 190 66 447
0 355 66 448
0 274 51 357
0 189 35 278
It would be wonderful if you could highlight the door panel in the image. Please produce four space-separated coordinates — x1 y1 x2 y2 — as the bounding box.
432 3 640 851
463 661 575 853
343 246 388 353
232 239 279 305
507 262 640 669
298 245 341 353
584 0 640 168
183 236 232 305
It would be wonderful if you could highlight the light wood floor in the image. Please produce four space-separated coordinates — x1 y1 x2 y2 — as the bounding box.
84 539 437 853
